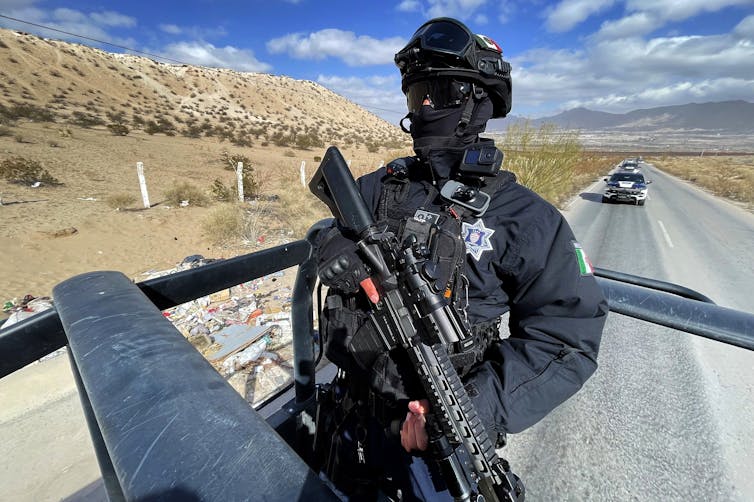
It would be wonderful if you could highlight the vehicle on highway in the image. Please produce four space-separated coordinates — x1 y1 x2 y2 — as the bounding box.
603 171 651 205
620 159 639 171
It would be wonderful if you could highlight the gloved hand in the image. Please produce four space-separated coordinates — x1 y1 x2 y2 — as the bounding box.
317 228 369 294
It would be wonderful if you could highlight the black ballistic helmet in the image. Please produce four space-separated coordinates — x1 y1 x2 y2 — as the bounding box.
394 17 512 118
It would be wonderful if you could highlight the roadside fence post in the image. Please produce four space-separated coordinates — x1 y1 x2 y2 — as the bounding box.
236 162 244 202
136 162 150 209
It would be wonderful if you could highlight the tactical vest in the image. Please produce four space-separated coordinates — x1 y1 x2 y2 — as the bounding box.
375 156 506 376
320 157 508 407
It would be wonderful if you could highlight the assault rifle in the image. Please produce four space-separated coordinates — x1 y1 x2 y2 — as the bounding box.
309 146 524 502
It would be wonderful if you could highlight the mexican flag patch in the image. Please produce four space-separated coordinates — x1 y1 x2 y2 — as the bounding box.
572 241 594 275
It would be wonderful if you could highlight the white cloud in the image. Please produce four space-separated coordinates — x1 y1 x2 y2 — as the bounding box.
159 24 182 35
560 78 754 111
156 23 227 40
625 0 754 23
733 14 754 38
267 29 406 66
0 6 137 45
498 1 517 24
545 0 617 32
0 0 39 7
163 42 272 72
592 12 659 40
396 0 422 12
425 0 490 19
510 22 754 116
90 11 137 28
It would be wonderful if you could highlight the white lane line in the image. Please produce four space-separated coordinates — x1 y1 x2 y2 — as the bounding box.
657 220 674 248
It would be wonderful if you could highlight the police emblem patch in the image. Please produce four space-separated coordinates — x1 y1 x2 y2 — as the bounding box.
462 219 495 261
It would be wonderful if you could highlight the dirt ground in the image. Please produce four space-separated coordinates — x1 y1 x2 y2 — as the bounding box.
0 122 392 309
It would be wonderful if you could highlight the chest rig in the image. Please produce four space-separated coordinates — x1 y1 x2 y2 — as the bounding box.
375 153 507 375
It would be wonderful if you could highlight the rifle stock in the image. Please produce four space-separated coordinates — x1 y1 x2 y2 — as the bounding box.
310 146 522 501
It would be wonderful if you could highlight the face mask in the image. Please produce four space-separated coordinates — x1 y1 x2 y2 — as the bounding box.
410 104 466 139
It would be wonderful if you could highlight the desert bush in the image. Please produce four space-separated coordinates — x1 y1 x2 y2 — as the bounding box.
652 156 754 208
211 178 233 201
0 157 60 185
220 151 250 171
106 193 137 209
6 103 56 122
106 110 127 124
232 134 253 147
163 182 209 207
218 152 261 199
500 122 588 206
202 204 244 245
69 111 104 128
107 123 129 136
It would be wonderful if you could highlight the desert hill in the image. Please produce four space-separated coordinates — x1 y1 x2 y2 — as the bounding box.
0 28 405 148
0 28 411 305
492 100 754 134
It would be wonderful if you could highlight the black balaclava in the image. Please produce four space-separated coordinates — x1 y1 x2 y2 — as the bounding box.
405 95 494 179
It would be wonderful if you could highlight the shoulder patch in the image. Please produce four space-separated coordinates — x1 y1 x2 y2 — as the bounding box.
462 219 495 261
572 241 594 275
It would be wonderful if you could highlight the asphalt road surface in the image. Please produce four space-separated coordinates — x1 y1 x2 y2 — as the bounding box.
502 162 754 501
1 162 752 501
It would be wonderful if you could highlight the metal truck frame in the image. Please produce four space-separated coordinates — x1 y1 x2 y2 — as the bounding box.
1 221 753 501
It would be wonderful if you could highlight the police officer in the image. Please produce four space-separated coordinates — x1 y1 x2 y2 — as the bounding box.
314 17 607 501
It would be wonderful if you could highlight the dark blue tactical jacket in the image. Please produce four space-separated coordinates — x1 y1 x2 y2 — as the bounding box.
354 151 608 436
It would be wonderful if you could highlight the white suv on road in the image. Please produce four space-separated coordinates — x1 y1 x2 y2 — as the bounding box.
603 172 651 206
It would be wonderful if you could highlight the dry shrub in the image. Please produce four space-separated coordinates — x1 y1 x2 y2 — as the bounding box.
105 193 137 209
651 156 754 208
202 201 277 245
499 122 608 207
256 160 330 238
202 204 244 245
0 156 60 185
163 182 209 207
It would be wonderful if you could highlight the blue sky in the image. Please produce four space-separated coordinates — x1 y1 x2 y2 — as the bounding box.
1 0 753 124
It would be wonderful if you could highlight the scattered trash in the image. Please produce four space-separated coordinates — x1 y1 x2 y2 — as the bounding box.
146 254 299 405
77 197 98 201
31 181 41 188
1 295 54 329
180 200 189 207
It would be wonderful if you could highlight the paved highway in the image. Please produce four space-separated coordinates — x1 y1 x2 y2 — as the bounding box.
503 162 754 501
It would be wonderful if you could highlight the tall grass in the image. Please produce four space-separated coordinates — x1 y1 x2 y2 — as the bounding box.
498 122 614 207
649 156 754 209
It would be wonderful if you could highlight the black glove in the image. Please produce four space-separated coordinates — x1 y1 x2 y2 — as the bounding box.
317 228 369 293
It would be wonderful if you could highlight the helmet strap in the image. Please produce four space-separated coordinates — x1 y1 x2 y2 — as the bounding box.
400 113 412 134
455 84 487 137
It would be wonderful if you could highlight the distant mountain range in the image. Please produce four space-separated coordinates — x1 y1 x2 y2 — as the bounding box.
489 100 754 133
